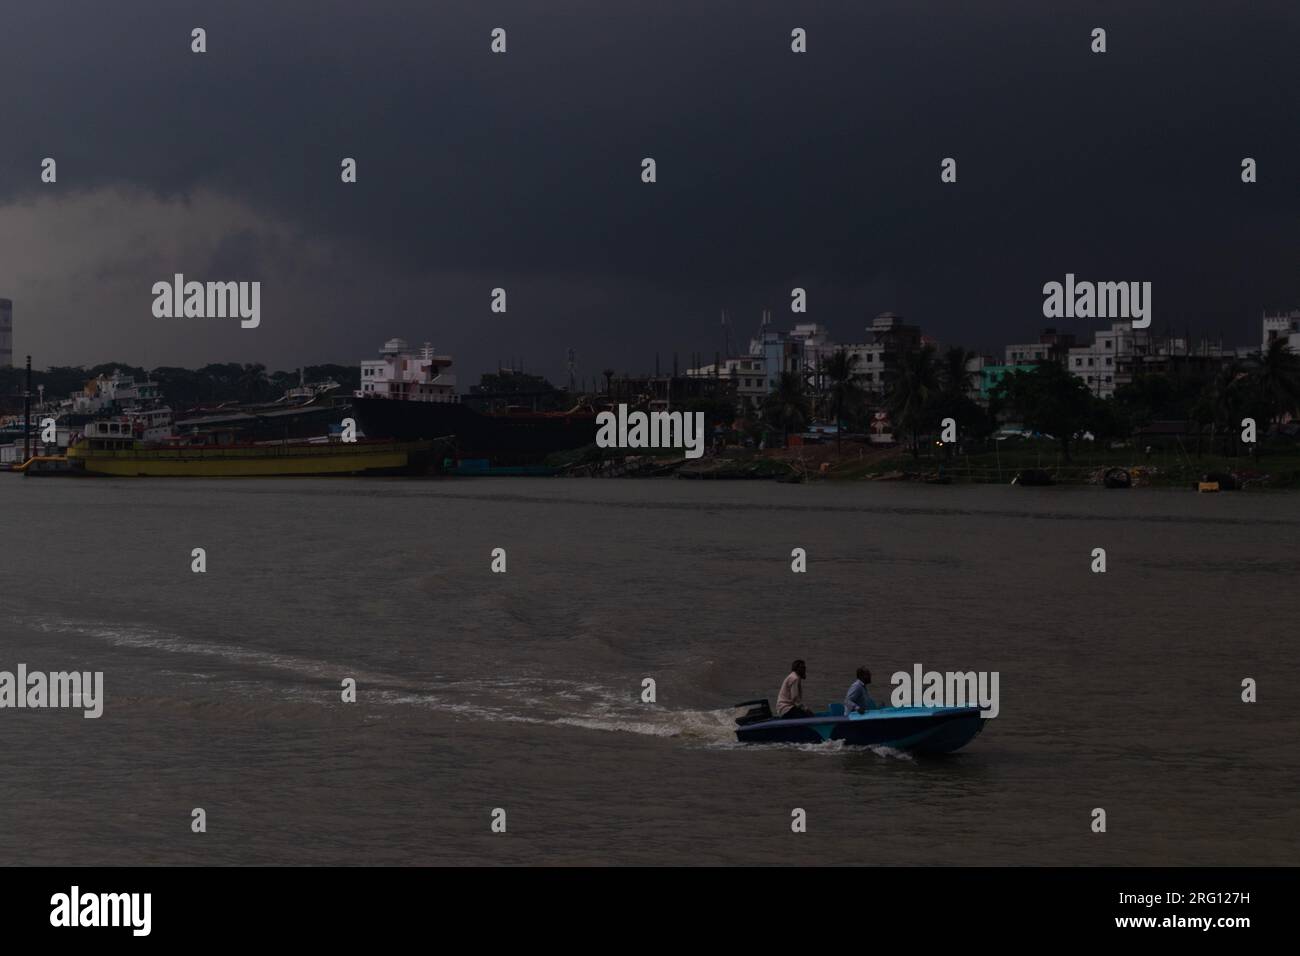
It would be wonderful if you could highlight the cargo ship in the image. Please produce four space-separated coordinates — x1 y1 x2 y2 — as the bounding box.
352 397 596 464
52 421 444 477
352 339 597 466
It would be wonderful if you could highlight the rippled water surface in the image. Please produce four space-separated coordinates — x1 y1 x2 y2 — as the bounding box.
2 477 1297 864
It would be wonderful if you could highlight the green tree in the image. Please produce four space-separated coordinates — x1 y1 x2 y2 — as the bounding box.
762 371 811 445
992 362 1097 462
198 363 244 403
1253 338 1300 428
885 345 940 458
932 347 993 449
152 366 205 410
819 349 865 453
87 362 148 380
1198 360 1251 456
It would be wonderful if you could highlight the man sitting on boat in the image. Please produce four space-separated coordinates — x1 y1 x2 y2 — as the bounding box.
776 660 814 719
844 667 879 715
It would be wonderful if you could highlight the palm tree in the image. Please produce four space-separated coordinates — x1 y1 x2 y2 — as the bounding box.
936 347 980 455
1253 338 1300 428
1202 360 1249 456
885 345 940 458
819 349 864 454
762 372 811 445
938 347 978 404
1187 371 1217 458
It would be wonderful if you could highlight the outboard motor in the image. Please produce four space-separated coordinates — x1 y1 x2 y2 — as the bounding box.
733 699 773 726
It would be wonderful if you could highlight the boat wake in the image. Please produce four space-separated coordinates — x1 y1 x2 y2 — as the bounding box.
24 615 913 758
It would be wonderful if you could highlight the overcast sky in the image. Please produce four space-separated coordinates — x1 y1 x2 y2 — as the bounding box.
1 0 1296 384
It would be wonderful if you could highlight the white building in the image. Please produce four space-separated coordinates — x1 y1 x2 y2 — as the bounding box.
963 353 991 402
1066 323 1246 398
357 338 458 402
1067 323 1143 398
1262 310 1300 354
746 315 806 392
788 322 835 372
686 355 769 410
1005 341 1050 364
696 311 924 404
840 342 887 393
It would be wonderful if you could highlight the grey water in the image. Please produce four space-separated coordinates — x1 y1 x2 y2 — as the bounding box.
1 477 1297 865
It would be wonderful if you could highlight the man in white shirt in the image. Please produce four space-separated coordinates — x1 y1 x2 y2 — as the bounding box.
776 659 814 719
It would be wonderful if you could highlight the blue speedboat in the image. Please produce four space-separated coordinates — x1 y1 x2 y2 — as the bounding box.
733 699 985 753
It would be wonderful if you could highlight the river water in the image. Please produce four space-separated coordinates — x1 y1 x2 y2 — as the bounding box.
2 477 1296 864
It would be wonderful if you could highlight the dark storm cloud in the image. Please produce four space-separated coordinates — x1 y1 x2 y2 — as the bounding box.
0 0 1296 379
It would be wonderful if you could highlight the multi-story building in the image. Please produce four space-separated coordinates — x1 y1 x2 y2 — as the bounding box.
1262 310 1300 354
357 338 458 402
840 342 887 393
686 355 770 410
608 372 735 411
1065 322 1245 398
1006 328 1076 366
748 322 807 392
691 310 925 407
1067 323 1137 397
1004 341 1049 364
788 322 836 387
868 312 922 353
841 313 924 395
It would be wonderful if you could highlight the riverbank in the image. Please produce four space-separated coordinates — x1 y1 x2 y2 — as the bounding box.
828 443 1300 489
550 441 1300 488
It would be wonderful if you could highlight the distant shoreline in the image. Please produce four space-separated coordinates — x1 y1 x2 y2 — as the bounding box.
553 443 1300 490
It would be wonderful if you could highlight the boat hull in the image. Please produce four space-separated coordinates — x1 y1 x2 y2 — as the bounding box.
353 396 597 465
66 440 437 477
735 706 985 753
15 456 87 476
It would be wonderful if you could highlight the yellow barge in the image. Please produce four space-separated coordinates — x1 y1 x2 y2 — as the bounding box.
57 425 443 477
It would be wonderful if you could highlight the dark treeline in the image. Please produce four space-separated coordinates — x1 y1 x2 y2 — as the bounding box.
757 341 1300 461
0 362 361 413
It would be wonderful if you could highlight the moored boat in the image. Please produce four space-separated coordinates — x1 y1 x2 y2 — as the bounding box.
352 339 597 466
355 395 597 465
14 455 86 476
64 425 445 477
1103 467 1132 489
